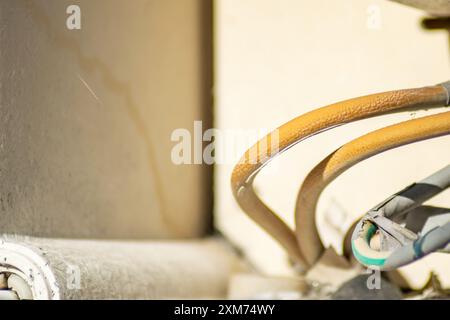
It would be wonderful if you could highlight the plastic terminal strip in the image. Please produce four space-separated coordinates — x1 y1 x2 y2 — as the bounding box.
0 273 20 300
0 289 20 300
0 272 33 300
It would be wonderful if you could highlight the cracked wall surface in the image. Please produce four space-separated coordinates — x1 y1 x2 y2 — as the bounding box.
0 0 213 239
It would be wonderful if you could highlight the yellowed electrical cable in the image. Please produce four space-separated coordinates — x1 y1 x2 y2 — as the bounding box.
294 110 450 267
231 83 449 270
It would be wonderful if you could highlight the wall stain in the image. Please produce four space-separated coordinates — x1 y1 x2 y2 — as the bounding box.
18 0 181 235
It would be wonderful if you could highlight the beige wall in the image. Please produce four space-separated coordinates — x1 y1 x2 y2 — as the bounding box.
215 0 450 287
0 0 212 239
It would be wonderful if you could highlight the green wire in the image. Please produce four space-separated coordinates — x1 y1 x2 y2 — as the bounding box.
352 223 387 267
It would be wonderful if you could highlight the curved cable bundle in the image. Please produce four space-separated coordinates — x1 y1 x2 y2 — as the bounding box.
231 81 450 272
294 111 450 267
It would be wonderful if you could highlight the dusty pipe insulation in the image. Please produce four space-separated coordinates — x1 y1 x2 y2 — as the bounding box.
231 82 450 271
0 237 244 300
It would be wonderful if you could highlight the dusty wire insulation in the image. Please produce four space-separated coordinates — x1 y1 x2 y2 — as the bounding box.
231 82 449 271
295 113 450 266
